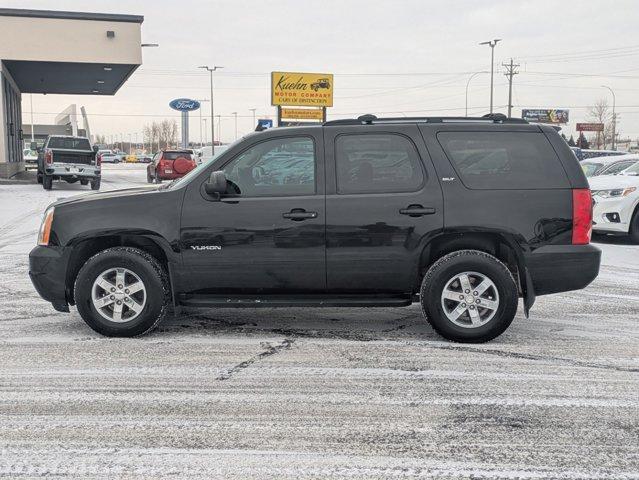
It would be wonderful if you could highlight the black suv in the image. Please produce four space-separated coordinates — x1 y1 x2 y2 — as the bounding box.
29 114 600 342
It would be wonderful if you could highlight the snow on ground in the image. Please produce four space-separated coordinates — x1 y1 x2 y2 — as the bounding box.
0 164 637 479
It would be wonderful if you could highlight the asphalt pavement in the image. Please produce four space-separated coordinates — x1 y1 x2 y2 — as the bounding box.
0 164 637 479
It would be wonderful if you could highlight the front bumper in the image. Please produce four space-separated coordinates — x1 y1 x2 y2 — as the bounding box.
525 244 601 296
45 163 101 179
29 246 69 312
592 195 637 234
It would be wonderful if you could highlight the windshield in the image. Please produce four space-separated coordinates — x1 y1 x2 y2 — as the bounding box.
581 162 602 177
621 162 639 176
48 137 91 150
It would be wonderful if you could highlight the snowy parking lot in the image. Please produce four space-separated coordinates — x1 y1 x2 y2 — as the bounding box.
0 164 638 478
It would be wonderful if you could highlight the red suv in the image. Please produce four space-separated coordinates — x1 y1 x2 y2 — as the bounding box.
147 150 196 183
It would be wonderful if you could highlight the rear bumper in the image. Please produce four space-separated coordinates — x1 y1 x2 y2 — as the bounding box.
525 244 601 296
29 246 69 312
45 164 100 178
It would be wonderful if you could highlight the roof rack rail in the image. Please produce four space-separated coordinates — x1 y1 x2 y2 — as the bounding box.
323 113 528 126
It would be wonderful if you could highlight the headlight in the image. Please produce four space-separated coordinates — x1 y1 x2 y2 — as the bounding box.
37 207 55 246
592 187 636 198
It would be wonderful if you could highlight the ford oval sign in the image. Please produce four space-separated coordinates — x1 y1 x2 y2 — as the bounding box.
169 98 201 111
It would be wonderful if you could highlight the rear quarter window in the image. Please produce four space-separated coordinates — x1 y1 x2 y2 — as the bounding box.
437 131 569 189
47 137 91 150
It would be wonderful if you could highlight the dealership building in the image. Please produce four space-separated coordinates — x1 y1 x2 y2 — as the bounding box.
0 8 144 178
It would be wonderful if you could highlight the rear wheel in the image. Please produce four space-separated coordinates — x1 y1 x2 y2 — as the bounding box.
90 178 101 190
420 250 518 343
42 175 53 190
37 172 43 184
146 168 154 183
629 210 639 244
80 179 89 186
74 247 170 337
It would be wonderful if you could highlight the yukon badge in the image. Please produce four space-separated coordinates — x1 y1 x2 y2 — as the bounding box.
190 245 222 251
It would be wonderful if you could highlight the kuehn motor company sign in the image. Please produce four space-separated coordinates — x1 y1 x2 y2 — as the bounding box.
271 72 334 107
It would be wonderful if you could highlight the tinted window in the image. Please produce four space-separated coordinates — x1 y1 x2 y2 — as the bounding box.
437 132 569 189
335 134 424 194
47 137 91 150
222 137 315 197
163 152 194 160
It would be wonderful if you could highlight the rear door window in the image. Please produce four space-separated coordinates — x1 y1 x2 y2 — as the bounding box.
437 132 569 189
47 137 91 150
335 133 425 194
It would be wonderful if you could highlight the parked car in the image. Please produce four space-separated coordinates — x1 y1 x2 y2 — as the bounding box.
580 149 627 160
29 114 600 341
124 154 138 163
99 151 120 164
589 162 639 242
569 146 583 161
146 149 196 183
581 154 639 177
23 148 38 170
36 135 100 190
137 155 153 164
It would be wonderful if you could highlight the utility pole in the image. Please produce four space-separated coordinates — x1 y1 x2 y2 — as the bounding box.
480 39 501 114
232 112 238 140
198 66 224 146
602 85 616 150
502 58 519 118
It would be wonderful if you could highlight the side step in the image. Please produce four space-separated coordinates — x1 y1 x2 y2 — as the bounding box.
178 294 412 308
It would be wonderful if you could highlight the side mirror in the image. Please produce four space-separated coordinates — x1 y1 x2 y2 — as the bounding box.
92 145 99 152
204 170 227 196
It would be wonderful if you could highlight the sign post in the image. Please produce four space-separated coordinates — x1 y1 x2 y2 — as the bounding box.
271 72 334 126
169 98 201 148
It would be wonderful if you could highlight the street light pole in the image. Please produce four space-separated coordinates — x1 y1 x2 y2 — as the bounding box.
602 85 616 150
479 39 501 114
198 65 224 146
465 71 488 117
232 112 238 140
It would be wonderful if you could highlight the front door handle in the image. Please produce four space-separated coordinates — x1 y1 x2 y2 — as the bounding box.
399 205 436 217
283 209 318 221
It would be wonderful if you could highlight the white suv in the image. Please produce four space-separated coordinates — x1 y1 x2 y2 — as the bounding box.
589 162 639 242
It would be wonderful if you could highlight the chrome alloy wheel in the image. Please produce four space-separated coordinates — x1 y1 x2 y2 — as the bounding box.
440 271 499 328
91 268 146 323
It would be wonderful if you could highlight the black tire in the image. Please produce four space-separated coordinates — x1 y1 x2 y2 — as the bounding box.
74 247 171 337
629 210 639 244
42 175 53 190
90 178 101 190
65 178 78 184
420 249 518 343
80 179 89 186
37 172 43 184
154 175 162 184
146 168 154 183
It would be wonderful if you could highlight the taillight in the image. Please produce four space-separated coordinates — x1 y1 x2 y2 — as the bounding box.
572 188 592 245
44 149 53 165
96 154 102 166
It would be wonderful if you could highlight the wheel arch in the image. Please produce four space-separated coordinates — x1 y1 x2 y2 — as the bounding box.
416 229 535 315
65 231 177 305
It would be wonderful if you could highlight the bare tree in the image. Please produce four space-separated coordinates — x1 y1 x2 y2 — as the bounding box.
588 99 612 149
143 120 177 151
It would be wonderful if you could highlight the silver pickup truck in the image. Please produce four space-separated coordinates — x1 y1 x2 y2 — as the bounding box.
37 135 101 190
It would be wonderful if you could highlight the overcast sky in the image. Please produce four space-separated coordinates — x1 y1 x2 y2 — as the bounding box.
9 0 639 145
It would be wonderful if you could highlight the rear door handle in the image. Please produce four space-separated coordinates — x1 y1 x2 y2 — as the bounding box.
399 205 436 217
283 209 318 221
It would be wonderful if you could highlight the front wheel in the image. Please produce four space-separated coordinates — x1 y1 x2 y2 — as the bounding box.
74 247 171 337
420 250 518 343
42 175 53 190
629 210 639 244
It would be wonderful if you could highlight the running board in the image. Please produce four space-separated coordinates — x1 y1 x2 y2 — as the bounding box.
178 294 412 308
